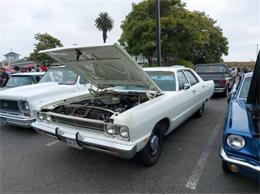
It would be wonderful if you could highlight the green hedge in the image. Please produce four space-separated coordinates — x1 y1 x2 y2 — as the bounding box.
173 59 194 69
142 59 194 69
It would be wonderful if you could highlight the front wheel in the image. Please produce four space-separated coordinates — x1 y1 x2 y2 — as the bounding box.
222 160 232 173
137 128 164 166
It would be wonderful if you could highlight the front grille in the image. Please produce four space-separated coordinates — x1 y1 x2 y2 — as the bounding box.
0 100 19 112
51 115 105 131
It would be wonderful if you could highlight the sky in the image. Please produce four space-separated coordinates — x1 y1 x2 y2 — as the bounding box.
0 0 259 62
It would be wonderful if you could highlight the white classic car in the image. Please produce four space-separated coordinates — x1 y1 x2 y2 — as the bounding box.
0 66 91 127
32 43 214 166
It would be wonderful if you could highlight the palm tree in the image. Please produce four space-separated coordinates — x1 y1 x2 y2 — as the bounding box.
95 12 114 43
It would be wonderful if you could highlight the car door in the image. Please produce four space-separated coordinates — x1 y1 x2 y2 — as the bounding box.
170 70 194 129
183 69 203 112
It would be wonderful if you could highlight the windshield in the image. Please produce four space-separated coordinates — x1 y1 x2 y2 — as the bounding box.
239 77 252 99
146 71 176 91
195 65 227 73
6 76 34 87
104 71 176 91
39 67 77 85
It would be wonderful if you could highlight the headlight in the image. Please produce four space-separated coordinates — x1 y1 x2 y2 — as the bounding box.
37 112 45 121
46 114 52 122
24 102 30 110
119 126 129 139
21 101 30 111
107 128 115 135
226 135 245 150
105 124 116 135
105 124 129 140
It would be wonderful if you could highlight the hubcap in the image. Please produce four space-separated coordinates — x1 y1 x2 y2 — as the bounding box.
150 134 159 156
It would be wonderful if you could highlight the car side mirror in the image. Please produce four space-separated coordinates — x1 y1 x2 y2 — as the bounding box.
183 83 190 90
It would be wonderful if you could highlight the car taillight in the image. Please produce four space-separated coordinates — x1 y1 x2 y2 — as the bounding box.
219 80 228 85
219 80 226 85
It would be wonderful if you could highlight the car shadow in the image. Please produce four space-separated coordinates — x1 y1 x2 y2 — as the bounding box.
0 124 37 135
211 93 227 99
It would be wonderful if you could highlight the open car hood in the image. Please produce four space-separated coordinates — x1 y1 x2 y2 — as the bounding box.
40 43 161 93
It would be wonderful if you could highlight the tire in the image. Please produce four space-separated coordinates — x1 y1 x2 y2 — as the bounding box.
137 126 164 166
223 88 229 97
222 160 232 173
194 103 204 118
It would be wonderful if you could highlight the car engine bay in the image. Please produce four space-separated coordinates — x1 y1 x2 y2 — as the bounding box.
47 91 151 121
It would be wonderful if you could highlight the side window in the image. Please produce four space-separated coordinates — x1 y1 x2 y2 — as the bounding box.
184 70 199 86
177 71 189 90
79 77 88 84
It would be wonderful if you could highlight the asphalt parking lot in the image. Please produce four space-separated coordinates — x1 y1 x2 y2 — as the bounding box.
0 96 259 193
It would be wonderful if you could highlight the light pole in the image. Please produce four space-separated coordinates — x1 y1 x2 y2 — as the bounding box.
156 0 161 66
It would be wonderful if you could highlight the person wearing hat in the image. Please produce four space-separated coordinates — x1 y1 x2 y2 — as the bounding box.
0 67 9 87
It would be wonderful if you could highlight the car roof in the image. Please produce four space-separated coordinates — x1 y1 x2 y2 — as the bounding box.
195 63 228 67
11 72 45 76
143 66 188 72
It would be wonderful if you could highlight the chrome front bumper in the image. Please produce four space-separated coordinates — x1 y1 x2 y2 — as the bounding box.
0 113 34 128
220 147 260 172
32 121 137 159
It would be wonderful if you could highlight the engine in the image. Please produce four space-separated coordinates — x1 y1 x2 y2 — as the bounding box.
49 91 149 121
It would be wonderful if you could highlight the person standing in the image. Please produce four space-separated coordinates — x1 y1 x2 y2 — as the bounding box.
12 66 20 73
0 67 9 87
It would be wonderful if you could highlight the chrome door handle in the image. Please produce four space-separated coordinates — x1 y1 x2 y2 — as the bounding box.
192 90 196 93
202 85 205 88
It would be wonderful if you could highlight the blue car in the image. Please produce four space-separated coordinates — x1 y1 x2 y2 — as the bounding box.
220 53 260 181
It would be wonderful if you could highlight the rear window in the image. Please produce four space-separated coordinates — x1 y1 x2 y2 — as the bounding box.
195 65 227 73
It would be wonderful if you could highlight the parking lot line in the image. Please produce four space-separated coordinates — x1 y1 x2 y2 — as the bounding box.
185 117 224 190
46 140 60 146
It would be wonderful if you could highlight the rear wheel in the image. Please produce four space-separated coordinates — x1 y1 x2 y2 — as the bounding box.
137 127 164 166
223 88 229 97
194 103 204 118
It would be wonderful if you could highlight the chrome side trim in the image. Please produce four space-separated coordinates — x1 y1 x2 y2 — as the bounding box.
220 147 260 172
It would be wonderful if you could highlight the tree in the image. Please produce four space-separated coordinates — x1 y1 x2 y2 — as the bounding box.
95 12 114 43
119 0 228 66
30 33 63 66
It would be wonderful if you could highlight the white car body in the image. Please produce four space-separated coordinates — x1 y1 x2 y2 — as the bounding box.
31 44 214 164
0 66 91 127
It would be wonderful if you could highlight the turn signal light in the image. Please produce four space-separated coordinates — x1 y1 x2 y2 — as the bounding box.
229 164 239 173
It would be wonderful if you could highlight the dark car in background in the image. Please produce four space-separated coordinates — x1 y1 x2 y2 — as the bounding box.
0 72 44 91
194 63 234 96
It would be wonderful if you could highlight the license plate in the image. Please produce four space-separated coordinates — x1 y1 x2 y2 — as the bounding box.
0 117 7 125
66 138 82 150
